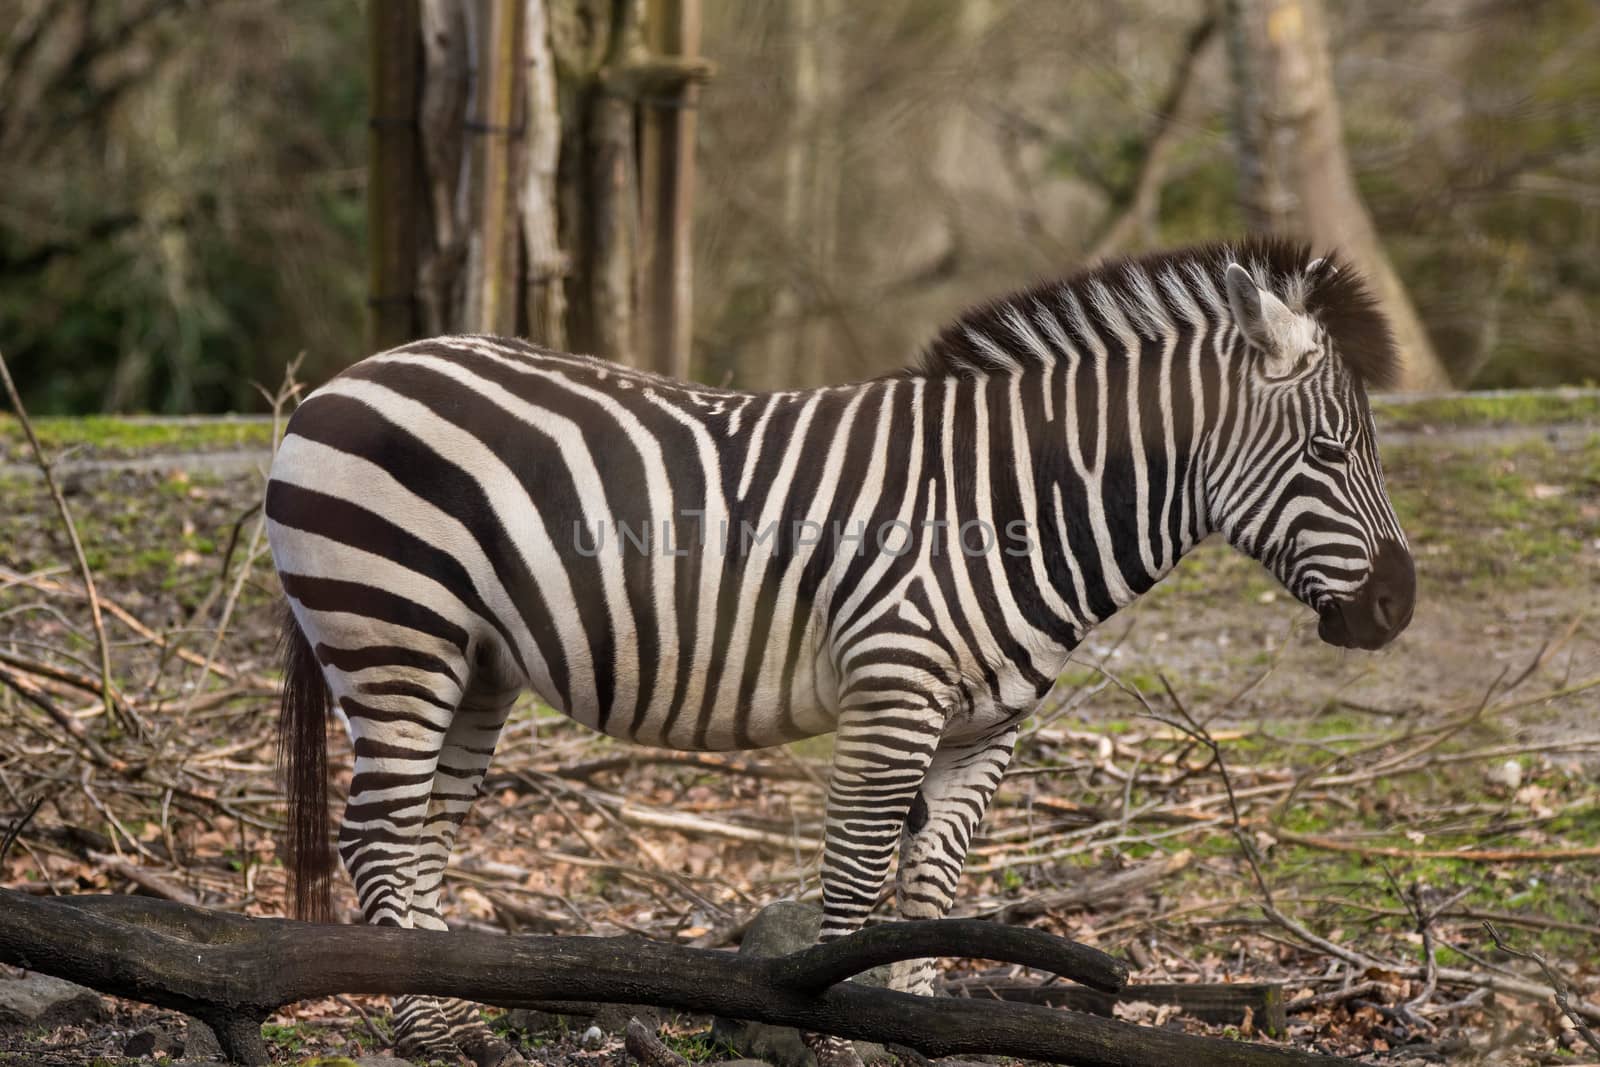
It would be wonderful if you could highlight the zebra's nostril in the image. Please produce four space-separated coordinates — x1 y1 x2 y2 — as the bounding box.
1374 595 1394 631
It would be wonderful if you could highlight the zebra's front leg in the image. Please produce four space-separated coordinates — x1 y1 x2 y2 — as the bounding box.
892 725 1018 996
806 697 944 1066
397 682 524 1067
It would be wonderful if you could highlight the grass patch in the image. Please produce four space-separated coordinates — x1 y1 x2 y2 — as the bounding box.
0 414 272 462
663 1028 740 1063
1386 435 1600 591
1373 388 1600 433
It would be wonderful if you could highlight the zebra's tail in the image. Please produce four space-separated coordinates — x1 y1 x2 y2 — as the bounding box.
277 602 334 922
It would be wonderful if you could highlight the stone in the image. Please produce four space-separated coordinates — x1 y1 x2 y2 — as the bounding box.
183 1018 226 1061
0 971 108 1030
124 1022 183 1058
711 902 893 1067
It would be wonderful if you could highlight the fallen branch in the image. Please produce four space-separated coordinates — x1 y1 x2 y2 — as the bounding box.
945 977 1286 1034
1286 981 1402 1014
973 849 1193 923
617 802 821 852
1268 830 1600 863
0 889 1371 1067
86 850 201 907
547 750 813 782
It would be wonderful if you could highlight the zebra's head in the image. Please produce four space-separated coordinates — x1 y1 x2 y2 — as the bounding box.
1213 257 1414 651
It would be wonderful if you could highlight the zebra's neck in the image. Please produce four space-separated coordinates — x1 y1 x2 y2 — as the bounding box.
908 319 1224 666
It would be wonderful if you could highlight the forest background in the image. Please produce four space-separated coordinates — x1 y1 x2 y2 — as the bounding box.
0 0 1596 414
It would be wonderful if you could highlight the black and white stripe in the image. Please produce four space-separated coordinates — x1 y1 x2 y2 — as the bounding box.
268 237 1412 1056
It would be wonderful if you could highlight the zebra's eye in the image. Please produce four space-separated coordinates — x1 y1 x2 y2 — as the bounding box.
1309 438 1348 464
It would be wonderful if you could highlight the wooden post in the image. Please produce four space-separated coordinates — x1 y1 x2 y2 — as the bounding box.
366 0 422 353
465 0 525 336
638 0 701 380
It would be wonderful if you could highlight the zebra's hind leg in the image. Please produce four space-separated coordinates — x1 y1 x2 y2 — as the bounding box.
805 696 944 1067
333 660 464 1065
398 672 525 1067
892 724 1018 996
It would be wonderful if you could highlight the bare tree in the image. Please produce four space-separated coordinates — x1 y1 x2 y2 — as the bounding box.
1226 0 1452 391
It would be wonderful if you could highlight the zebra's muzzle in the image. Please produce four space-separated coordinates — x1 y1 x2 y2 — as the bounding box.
1316 538 1415 650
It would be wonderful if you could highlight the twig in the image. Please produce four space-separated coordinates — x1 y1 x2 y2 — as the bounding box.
0 662 117 767
182 360 299 708
1269 830 1600 863
1482 921 1600 1055
334 994 390 1049
0 796 45 867
0 347 123 736
0 566 244 683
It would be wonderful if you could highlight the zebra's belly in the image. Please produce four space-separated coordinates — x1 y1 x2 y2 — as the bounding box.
524 616 842 753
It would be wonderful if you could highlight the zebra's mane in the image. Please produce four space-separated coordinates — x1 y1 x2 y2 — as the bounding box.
911 236 1399 390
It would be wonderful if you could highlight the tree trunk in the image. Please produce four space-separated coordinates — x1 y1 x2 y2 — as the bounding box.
1225 0 1451 391
758 0 840 391
637 0 700 379
373 0 706 368
521 0 567 348
415 0 470 336
463 0 526 336
586 0 644 366
366 0 422 352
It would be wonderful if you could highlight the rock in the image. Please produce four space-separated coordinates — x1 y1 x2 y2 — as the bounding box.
1485 759 1523 791
184 1018 226 1061
711 902 893 1067
0 971 108 1030
125 1022 183 1058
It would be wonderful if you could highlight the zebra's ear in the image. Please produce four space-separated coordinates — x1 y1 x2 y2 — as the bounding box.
1224 263 1303 379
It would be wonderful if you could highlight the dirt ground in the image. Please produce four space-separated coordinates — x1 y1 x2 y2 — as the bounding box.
0 397 1596 1066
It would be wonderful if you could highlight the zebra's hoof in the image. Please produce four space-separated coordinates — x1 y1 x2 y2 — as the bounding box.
803 1031 866 1067
395 1032 465 1065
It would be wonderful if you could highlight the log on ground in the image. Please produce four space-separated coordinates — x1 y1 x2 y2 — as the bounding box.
0 889 1364 1067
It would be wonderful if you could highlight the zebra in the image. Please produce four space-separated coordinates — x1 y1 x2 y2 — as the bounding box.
267 236 1415 1063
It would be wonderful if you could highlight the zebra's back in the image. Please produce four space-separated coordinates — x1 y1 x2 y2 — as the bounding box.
266 335 860 751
